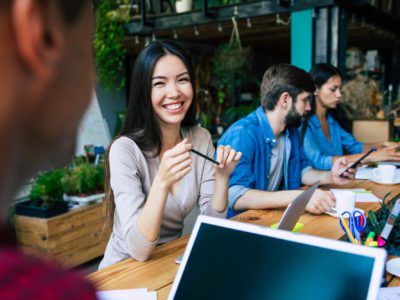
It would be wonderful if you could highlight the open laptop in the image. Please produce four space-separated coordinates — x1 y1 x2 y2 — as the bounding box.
277 181 319 231
168 216 386 300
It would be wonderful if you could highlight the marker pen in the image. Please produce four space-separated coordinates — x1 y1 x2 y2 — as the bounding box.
378 199 400 247
364 231 375 246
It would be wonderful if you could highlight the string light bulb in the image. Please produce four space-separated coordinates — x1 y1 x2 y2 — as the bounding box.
134 36 139 45
194 26 199 36
218 23 223 32
246 18 252 28
173 29 178 39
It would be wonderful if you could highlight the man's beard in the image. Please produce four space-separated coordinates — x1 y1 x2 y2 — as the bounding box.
284 105 306 128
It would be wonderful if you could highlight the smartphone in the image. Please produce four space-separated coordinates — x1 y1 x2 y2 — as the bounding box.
175 255 183 265
339 148 377 177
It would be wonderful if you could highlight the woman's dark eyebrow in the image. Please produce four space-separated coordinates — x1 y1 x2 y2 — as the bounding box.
152 76 167 81
152 71 189 81
177 71 189 77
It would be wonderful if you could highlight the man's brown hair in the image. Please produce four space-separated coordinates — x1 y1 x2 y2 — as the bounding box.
260 64 315 111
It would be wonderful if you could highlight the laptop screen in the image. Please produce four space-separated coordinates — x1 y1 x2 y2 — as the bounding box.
171 219 384 300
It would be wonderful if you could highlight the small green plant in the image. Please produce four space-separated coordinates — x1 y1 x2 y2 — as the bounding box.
29 169 67 208
94 0 130 91
363 192 400 255
62 163 105 196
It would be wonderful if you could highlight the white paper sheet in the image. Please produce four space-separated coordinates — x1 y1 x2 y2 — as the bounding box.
96 288 157 300
330 188 381 203
379 287 400 300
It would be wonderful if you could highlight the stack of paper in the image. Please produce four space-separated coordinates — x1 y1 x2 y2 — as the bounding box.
330 189 381 203
97 288 157 300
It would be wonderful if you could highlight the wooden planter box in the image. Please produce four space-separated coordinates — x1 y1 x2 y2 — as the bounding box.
14 202 111 268
15 200 69 218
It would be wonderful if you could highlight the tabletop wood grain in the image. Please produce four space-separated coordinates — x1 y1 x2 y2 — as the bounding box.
88 180 400 298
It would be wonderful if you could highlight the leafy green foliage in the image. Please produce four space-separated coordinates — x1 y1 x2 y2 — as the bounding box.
363 192 400 255
212 41 251 99
62 163 105 196
94 0 129 91
29 169 67 208
222 96 259 127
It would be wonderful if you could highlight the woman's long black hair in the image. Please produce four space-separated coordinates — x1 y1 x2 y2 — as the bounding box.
103 40 198 228
301 63 342 141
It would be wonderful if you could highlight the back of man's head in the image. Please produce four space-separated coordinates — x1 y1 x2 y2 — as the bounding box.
0 0 88 23
0 0 94 219
260 64 315 111
57 0 91 23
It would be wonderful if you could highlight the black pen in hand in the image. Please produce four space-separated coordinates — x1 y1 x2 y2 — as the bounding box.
190 149 219 165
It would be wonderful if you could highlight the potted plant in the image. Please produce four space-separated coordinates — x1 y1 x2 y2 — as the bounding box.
13 161 108 268
62 162 105 204
363 192 400 255
15 169 69 218
212 41 250 101
94 0 130 91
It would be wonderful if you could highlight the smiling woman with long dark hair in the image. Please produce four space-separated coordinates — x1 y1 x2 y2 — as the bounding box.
99 40 241 268
301 63 400 170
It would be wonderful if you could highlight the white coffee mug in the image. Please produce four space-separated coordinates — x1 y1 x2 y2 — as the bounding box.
334 191 356 216
373 165 396 183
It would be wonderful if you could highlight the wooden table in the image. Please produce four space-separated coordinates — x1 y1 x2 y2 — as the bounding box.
88 180 400 298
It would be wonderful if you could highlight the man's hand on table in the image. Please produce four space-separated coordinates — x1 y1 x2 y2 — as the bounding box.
305 189 335 214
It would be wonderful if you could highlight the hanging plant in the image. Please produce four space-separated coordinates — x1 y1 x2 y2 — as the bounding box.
212 17 251 101
94 0 130 92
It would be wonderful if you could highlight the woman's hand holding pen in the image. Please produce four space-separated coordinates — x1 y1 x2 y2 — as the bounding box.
214 145 242 178
155 139 193 190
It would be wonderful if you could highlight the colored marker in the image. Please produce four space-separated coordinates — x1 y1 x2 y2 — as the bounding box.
378 199 400 247
369 241 378 247
364 232 375 246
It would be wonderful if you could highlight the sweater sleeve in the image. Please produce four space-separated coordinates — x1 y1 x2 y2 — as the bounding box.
109 138 157 262
197 129 227 218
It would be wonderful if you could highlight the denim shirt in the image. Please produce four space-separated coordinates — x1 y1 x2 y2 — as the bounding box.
302 114 363 170
217 106 311 217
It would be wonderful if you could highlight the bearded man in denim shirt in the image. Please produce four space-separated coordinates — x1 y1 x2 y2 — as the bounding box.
218 64 354 217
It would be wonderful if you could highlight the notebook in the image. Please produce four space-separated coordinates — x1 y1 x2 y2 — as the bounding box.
168 215 386 300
